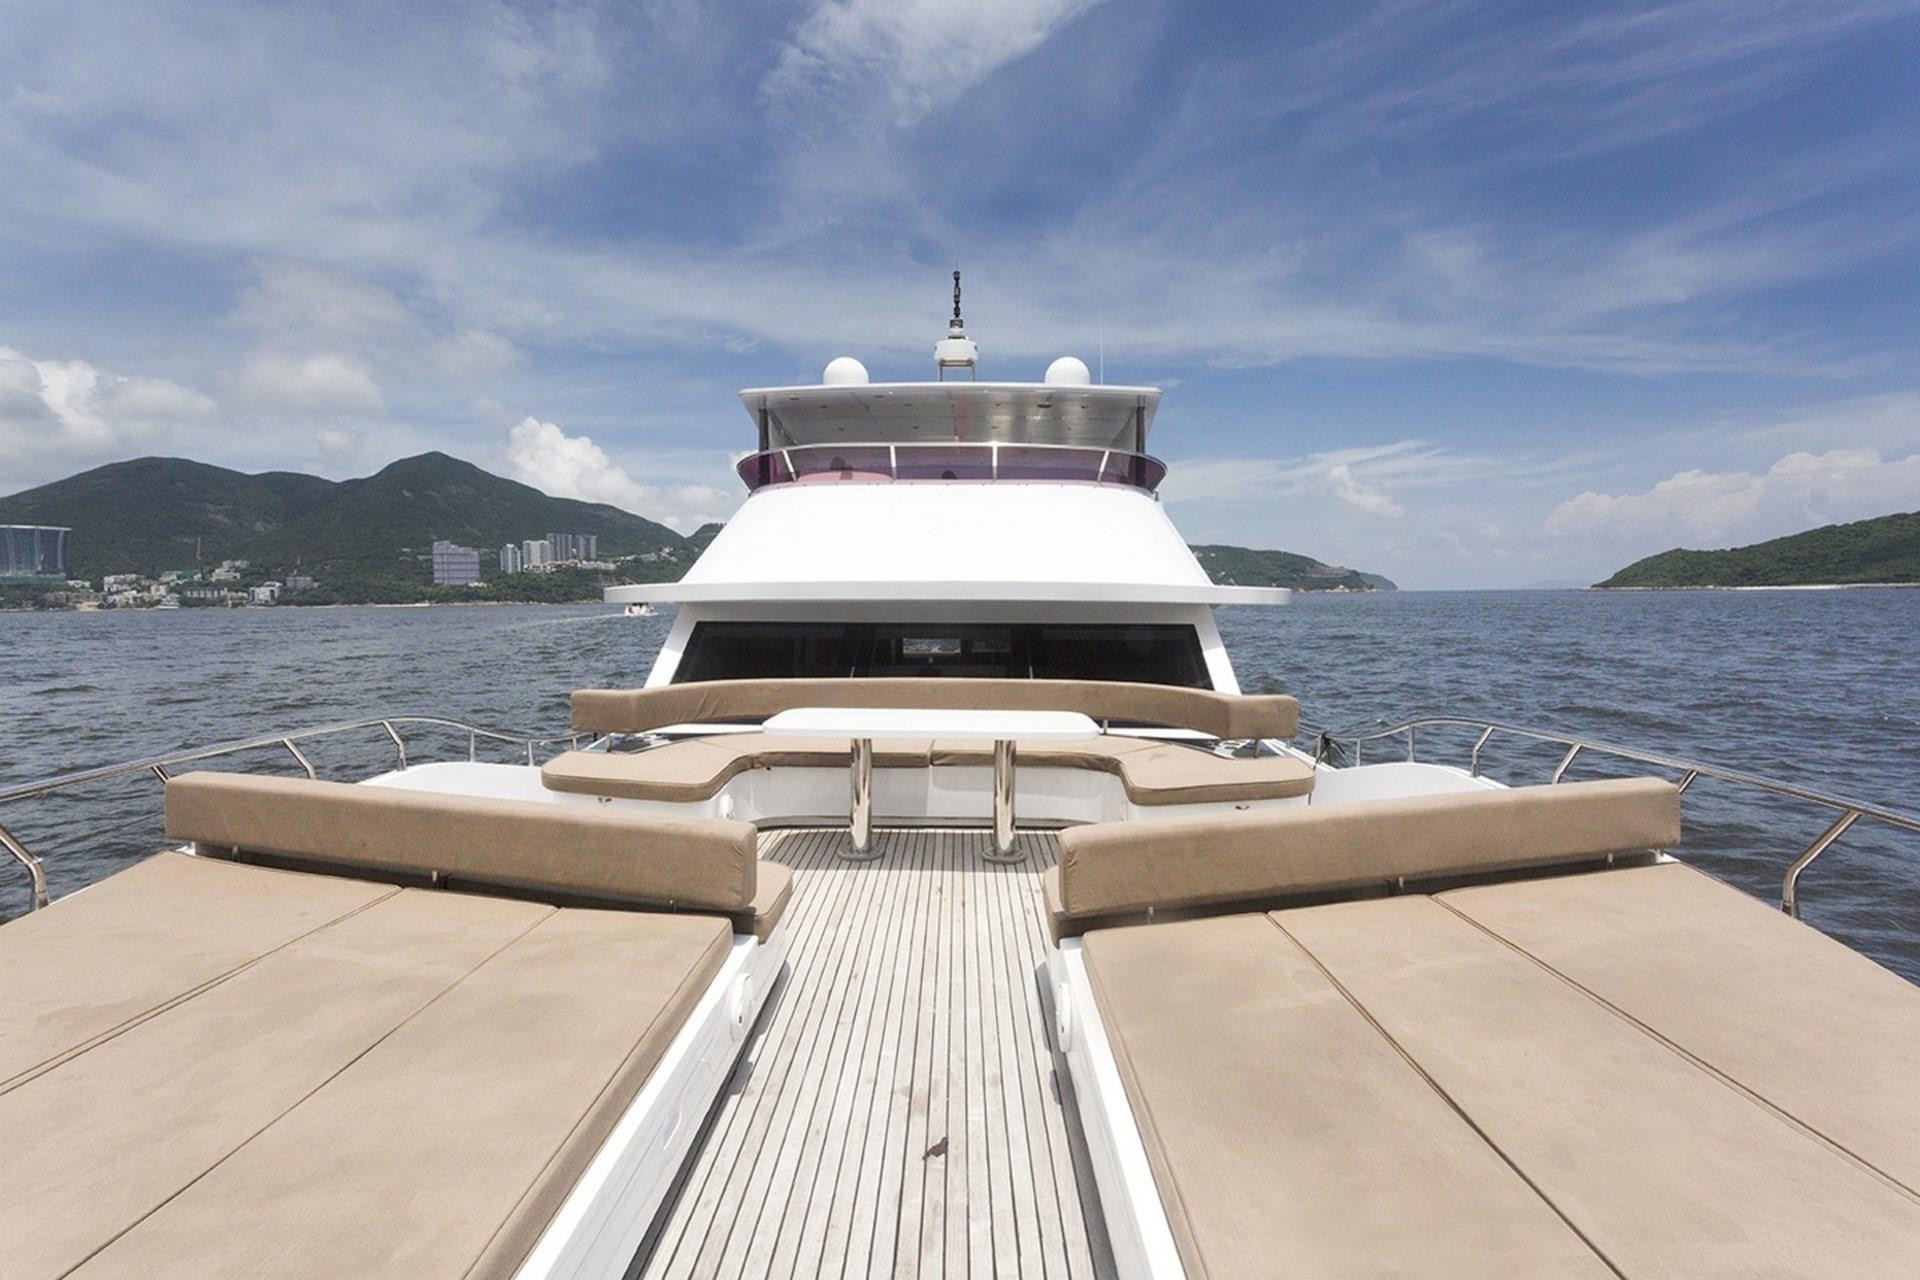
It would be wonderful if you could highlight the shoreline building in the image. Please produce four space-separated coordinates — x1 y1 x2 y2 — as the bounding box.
0 525 71 584
499 543 524 575
521 538 551 570
431 540 481 586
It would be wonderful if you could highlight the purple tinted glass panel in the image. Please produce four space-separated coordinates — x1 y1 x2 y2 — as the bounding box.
735 451 794 490
787 445 894 481
1097 452 1166 490
995 446 1106 482
735 443 1166 492
892 446 996 481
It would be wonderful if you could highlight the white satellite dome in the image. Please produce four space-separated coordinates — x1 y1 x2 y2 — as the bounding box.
822 356 870 386
1044 355 1092 387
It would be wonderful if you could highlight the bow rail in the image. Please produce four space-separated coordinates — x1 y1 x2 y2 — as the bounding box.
1 715 580 913
1312 716 1920 919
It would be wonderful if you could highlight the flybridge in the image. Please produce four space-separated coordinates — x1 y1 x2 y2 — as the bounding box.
730 381 1169 494
737 381 1162 450
739 268 1161 453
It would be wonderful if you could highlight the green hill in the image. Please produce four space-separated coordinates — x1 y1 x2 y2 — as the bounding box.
1597 511 1920 588
1189 544 1396 591
0 457 334 577
247 453 681 578
0 453 684 582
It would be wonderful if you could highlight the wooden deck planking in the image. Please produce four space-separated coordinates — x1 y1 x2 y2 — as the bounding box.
636 827 1108 1280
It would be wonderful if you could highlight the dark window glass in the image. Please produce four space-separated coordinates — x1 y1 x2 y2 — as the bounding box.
673 622 863 681
1026 624 1208 686
675 623 1209 687
868 625 1019 677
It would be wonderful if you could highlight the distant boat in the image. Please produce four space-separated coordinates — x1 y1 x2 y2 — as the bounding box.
623 603 655 617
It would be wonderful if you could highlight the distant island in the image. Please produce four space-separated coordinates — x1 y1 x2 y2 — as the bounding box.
1596 511 1920 589
1190 544 1395 592
0 454 1393 607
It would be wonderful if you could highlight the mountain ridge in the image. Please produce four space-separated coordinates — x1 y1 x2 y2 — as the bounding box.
0 453 683 580
1596 511 1920 588
0 454 1397 595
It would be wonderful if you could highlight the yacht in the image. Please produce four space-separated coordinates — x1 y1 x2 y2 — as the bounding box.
4 281 1920 1279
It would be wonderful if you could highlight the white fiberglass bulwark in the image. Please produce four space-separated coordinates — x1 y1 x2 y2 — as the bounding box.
603 484 1289 608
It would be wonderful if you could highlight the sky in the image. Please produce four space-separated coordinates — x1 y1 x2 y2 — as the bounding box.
0 0 1917 588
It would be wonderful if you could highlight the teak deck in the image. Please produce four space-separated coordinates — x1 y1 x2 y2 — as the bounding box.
637 828 1111 1279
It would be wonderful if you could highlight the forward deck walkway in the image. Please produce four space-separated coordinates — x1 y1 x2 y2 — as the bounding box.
637 828 1111 1280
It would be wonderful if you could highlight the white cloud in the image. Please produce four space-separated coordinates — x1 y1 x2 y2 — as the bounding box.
1546 447 1920 545
1327 461 1403 517
226 351 387 416
231 259 414 343
765 0 1104 123
0 345 215 489
431 329 521 378
503 416 736 533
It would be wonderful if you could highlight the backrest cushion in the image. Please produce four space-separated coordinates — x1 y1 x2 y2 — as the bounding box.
1057 777 1681 919
572 678 1297 741
165 772 757 912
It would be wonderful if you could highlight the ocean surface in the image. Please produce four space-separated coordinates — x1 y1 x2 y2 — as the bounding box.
2 590 1916 977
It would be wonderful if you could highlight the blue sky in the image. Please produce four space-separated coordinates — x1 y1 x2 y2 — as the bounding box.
0 0 1916 587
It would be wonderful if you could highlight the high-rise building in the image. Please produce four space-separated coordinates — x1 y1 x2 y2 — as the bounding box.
546 532 575 562
431 540 480 586
522 538 550 568
0 525 70 583
580 533 598 561
499 543 523 575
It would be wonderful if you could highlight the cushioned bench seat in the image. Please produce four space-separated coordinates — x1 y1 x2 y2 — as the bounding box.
541 734 1315 807
571 677 1299 741
540 734 934 804
1046 776 1679 938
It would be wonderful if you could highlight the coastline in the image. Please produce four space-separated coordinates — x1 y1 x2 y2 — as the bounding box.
1595 582 1920 592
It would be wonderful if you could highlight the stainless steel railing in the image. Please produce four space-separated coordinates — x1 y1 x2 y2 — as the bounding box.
0 716 581 912
1310 716 1920 918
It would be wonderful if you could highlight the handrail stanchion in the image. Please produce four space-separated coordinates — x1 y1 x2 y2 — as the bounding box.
1782 810 1861 918
283 739 317 780
1319 715 1920 915
0 714 574 912
1551 744 1581 784
0 822 48 911
1405 726 1416 762
381 720 408 771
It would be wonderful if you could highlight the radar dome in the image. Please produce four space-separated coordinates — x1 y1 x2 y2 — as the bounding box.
822 356 870 386
1044 355 1092 387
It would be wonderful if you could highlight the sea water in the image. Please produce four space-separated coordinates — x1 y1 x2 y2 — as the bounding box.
1 590 1915 977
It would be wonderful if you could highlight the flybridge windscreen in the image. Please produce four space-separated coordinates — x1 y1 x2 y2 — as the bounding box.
673 622 1209 688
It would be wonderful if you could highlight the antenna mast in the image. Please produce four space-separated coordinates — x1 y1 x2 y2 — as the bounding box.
933 268 979 380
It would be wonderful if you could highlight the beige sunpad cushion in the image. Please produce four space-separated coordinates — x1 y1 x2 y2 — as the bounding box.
0 852 391 1094
167 770 758 913
932 736 1316 805
1080 913 1613 1278
1275 894 1920 1277
541 735 930 804
1441 861 1920 1195
0 888 548 1279
1057 776 1679 918
69 905 731 1280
